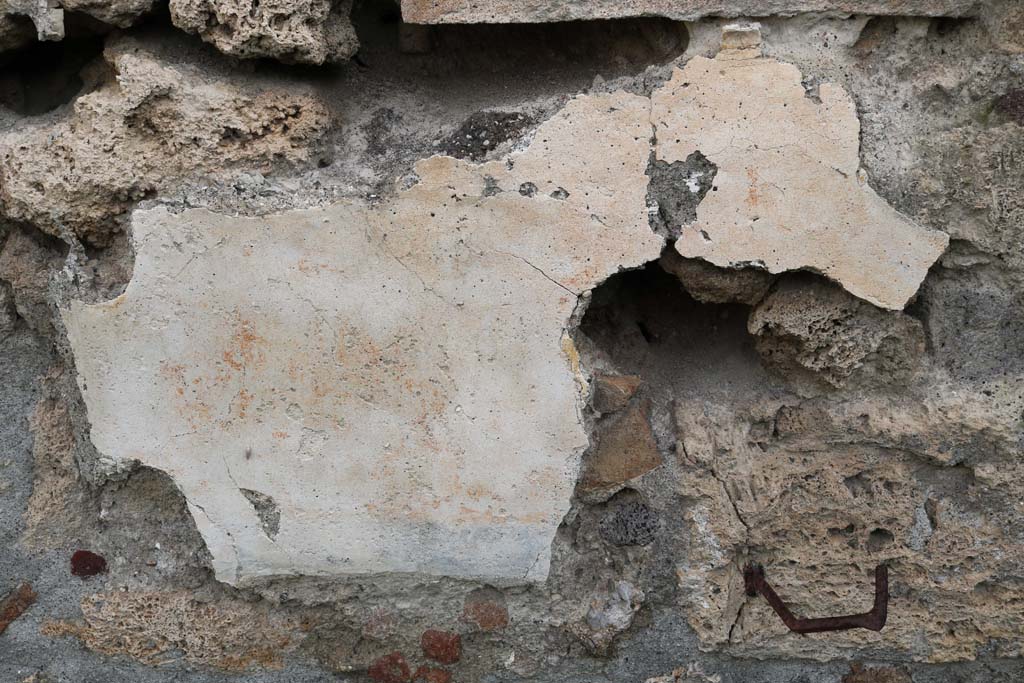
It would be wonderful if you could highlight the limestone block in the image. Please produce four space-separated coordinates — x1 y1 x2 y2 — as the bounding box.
0 37 331 244
62 91 664 585
169 0 358 64
748 279 925 388
674 390 1024 661
61 0 156 27
401 1 973 25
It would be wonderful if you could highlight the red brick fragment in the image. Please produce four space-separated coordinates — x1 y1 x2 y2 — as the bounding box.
413 666 452 683
463 588 509 632
369 651 412 683
421 629 461 664
71 550 107 577
0 583 36 635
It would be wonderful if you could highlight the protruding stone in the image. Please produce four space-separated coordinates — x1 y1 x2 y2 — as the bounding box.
720 22 761 52
748 279 925 389
462 588 509 632
590 374 642 414
580 404 662 491
421 629 461 664
0 36 331 243
599 500 661 546
169 0 359 64
574 580 644 655
659 250 773 306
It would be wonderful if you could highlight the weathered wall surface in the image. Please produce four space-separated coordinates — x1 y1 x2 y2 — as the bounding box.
2 1 1024 682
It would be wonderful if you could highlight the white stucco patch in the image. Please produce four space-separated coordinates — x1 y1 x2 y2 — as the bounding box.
62 92 663 586
652 41 949 310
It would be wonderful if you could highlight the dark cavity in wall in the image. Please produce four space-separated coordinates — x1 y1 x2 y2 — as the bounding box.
577 255 770 405
439 111 535 161
350 0 689 94
0 15 108 116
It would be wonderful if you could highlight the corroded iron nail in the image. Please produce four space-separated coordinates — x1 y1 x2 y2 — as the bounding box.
0 582 37 635
743 563 888 634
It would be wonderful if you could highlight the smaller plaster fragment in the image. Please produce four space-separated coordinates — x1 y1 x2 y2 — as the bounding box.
651 32 948 310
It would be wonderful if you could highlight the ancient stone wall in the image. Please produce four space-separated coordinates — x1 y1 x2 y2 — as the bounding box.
1 1 1023 681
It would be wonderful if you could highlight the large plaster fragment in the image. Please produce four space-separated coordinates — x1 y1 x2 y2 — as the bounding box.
63 92 663 585
0 37 330 243
401 0 973 24
651 35 949 310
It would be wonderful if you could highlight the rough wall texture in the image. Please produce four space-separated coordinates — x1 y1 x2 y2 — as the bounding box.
1 1 1024 682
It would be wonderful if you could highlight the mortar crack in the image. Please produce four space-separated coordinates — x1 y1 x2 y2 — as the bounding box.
728 590 748 643
710 465 750 536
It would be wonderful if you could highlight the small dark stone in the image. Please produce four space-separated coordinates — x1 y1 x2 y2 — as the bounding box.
518 182 538 197
599 501 661 546
550 187 570 200
369 651 412 683
70 550 107 578
995 89 1024 126
421 629 461 664
439 111 535 162
482 175 502 197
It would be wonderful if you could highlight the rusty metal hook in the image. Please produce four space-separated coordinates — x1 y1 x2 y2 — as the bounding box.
742 563 888 634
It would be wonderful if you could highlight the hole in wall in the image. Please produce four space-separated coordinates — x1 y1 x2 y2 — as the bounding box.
348 0 689 92
576 253 771 404
0 16 108 116
866 528 895 552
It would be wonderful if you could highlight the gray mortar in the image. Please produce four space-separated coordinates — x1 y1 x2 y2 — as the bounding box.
646 151 718 240
2 2 1024 682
